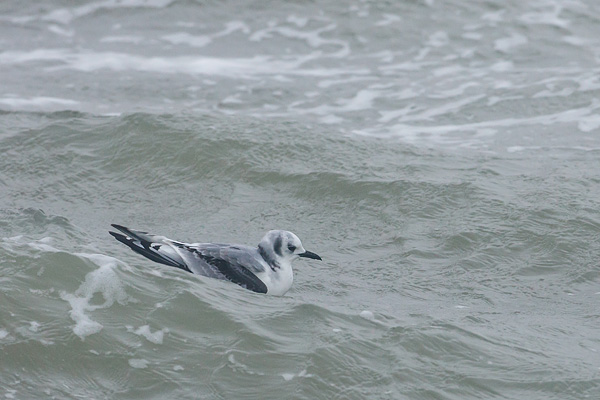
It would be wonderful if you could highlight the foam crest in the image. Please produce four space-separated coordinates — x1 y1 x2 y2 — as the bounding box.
2 236 61 255
42 0 174 25
363 98 600 148
518 4 570 28
494 33 528 53
126 325 168 344
0 96 79 111
128 358 149 369
281 369 312 381
250 22 349 58
60 255 129 339
161 21 250 48
0 49 364 78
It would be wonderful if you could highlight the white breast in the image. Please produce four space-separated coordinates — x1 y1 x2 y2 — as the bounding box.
257 262 294 296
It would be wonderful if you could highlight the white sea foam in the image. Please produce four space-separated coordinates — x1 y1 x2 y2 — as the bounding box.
519 5 570 28
249 22 350 58
162 21 250 48
100 35 145 44
127 325 168 344
47 25 74 37
42 0 174 25
490 61 514 72
226 352 266 376
335 89 380 112
285 86 388 121
507 146 539 153
60 255 129 339
482 10 505 22
364 99 600 147
428 82 479 99
494 33 528 53
146 269 164 277
375 14 401 27
578 114 600 133
320 114 344 124
462 32 482 41
562 36 589 46
3 236 62 255
359 310 375 321
0 0 594 155
162 32 211 48
287 15 308 28
128 358 149 369
433 65 464 77
29 321 41 332
0 96 79 110
427 31 449 47
0 49 366 78
317 76 377 89
282 369 311 381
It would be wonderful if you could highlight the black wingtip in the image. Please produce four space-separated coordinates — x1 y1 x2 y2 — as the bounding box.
109 230 128 243
110 224 143 240
109 227 189 271
110 224 129 234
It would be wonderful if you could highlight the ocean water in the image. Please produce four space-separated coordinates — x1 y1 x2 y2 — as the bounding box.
1 0 600 399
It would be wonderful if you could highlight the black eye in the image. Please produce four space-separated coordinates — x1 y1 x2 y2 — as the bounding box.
287 244 296 252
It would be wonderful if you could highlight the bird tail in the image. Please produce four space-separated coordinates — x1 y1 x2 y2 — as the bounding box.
109 224 190 272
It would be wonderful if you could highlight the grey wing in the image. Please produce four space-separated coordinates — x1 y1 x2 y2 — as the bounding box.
109 225 268 293
173 244 269 294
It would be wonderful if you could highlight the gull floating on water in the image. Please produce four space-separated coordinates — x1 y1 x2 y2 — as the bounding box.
109 224 322 296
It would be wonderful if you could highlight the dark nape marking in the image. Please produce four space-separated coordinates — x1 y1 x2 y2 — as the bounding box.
274 236 283 256
259 246 280 271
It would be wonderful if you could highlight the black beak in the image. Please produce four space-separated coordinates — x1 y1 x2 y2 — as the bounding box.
299 250 322 261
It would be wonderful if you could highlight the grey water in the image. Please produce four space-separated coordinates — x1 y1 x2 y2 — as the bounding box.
1 1 600 399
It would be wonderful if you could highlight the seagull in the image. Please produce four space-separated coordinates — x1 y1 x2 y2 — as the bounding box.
109 224 322 296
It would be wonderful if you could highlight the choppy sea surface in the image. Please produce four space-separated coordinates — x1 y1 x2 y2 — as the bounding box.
1 1 600 399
